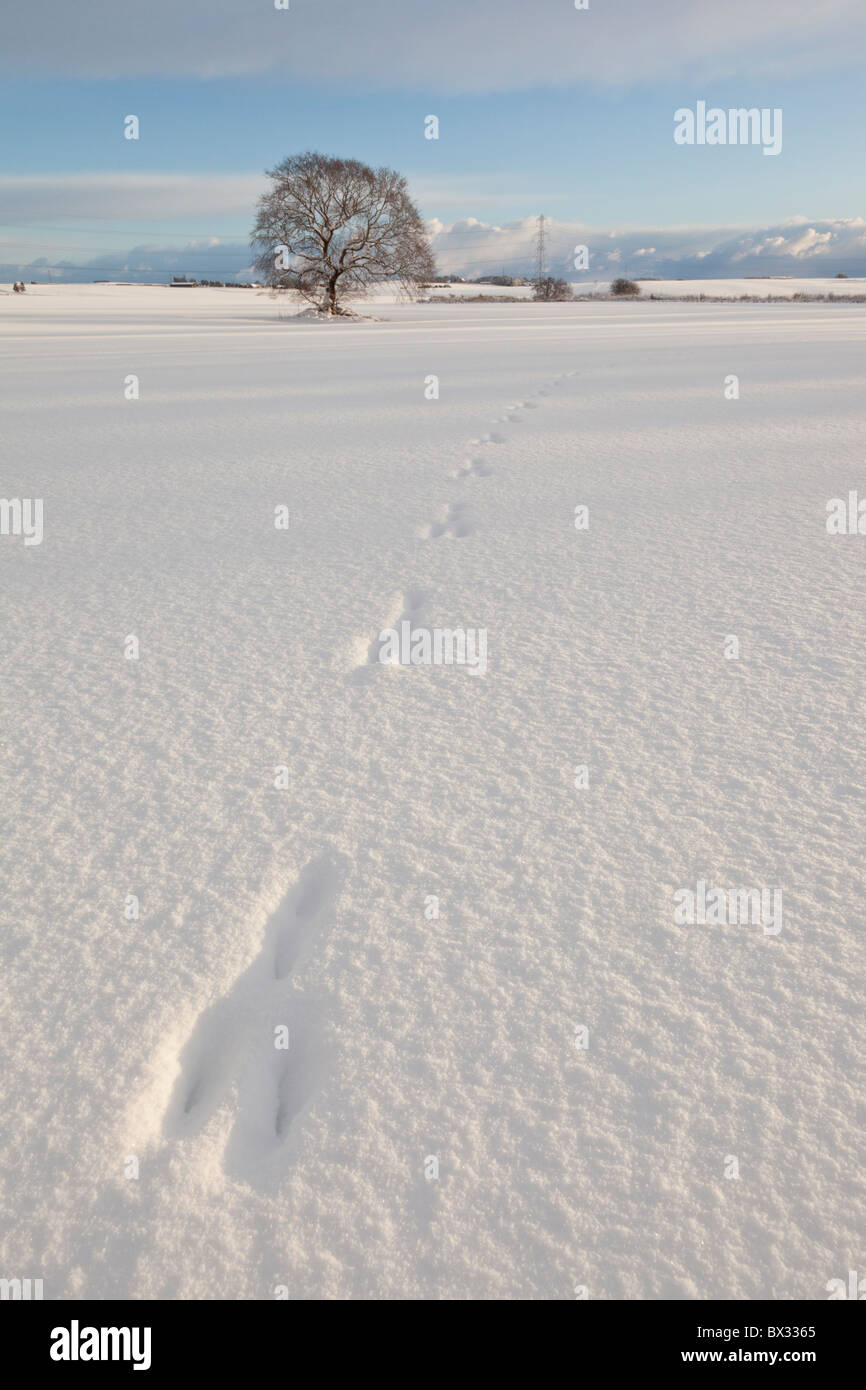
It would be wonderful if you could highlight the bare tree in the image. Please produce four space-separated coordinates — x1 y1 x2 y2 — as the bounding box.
251 152 435 315
532 276 573 302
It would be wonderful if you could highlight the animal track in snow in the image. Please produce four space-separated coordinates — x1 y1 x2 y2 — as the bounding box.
354 586 430 676
453 456 492 479
421 501 475 540
273 855 345 978
165 852 347 1167
502 398 540 423
468 430 506 448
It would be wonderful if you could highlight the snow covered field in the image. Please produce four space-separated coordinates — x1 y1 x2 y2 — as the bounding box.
427 277 866 300
1 285 864 1300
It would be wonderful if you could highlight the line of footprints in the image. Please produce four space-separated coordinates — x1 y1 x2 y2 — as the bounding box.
418 371 577 543
354 368 579 673
163 370 580 1169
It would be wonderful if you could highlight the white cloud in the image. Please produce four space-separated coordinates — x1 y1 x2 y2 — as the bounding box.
0 173 262 223
0 239 256 284
429 215 866 278
3 0 865 88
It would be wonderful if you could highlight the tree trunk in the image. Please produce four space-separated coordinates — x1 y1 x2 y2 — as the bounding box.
325 272 339 315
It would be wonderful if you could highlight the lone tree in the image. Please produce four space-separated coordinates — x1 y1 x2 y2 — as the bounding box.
251 152 435 315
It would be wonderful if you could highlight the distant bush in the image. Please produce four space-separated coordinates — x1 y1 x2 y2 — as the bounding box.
532 276 573 301
610 278 641 296
836 272 848 278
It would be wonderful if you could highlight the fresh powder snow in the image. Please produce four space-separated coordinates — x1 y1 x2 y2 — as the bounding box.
1 283 864 1300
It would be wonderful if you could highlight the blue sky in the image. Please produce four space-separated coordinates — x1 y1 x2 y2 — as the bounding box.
2 0 865 281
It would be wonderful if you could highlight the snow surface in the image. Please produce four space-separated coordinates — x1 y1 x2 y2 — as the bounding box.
1 284 864 1300
425 277 866 300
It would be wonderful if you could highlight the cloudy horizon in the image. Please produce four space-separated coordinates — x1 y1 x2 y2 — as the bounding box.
4 211 866 286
